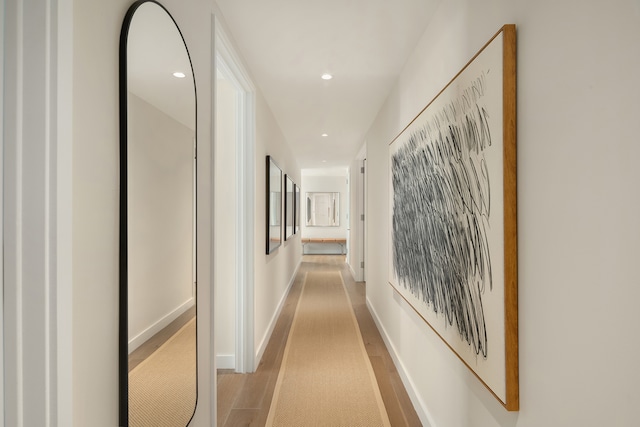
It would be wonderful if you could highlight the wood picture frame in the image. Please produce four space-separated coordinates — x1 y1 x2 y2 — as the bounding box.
388 24 518 410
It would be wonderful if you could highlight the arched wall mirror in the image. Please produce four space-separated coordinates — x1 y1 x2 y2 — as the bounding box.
119 1 197 425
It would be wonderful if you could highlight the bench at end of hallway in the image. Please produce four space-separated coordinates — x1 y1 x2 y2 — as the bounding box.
301 238 347 255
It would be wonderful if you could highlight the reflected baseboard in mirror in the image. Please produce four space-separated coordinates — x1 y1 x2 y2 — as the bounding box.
119 1 198 426
128 306 196 372
128 308 196 427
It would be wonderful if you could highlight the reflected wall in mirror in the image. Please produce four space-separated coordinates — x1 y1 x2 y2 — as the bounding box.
284 175 294 240
306 192 340 226
119 1 197 426
266 156 282 253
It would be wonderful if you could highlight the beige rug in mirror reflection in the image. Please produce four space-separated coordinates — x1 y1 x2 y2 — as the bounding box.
129 318 197 427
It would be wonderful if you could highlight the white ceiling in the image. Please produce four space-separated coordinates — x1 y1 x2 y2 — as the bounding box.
216 0 442 169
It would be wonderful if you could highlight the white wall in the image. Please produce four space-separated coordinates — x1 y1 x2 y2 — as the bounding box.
301 172 348 239
253 90 303 365
72 0 215 425
214 75 237 368
365 1 640 426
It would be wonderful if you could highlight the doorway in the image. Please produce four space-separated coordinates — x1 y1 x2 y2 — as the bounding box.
214 68 238 370
349 153 367 282
215 23 256 373
1 1 5 416
361 158 367 281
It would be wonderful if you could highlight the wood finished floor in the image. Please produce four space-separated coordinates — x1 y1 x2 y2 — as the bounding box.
217 255 422 426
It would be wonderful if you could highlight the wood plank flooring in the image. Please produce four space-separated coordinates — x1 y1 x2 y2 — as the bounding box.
217 255 422 426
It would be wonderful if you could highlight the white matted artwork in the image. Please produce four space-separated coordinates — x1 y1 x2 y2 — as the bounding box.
388 25 518 410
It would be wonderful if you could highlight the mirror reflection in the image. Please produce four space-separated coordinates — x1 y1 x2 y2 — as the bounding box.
120 1 197 426
285 175 294 240
295 185 301 234
266 156 282 253
305 192 340 226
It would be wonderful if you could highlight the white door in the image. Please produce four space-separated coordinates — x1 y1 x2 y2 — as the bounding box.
1 1 5 419
362 158 367 281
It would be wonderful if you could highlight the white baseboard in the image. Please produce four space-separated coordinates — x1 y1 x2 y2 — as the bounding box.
128 297 195 353
348 262 357 280
216 354 235 370
366 297 436 427
348 262 365 283
254 260 301 367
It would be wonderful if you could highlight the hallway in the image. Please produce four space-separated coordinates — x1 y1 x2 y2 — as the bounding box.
217 255 421 426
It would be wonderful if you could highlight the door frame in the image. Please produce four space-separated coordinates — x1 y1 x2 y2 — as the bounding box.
362 158 367 281
215 21 256 373
1 0 5 420
2 0 74 424
350 146 367 282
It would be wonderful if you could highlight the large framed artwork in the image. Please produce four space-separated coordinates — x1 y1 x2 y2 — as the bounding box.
266 156 282 254
388 25 518 410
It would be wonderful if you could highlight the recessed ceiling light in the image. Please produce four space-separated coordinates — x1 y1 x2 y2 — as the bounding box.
321 133 328 137
173 72 186 78
321 73 333 80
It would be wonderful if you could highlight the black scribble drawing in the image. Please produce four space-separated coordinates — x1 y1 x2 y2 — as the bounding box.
392 71 493 358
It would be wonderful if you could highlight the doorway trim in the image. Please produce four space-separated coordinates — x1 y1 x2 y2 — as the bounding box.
1 0 5 420
350 145 367 282
215 20 256 373
2 0 74 424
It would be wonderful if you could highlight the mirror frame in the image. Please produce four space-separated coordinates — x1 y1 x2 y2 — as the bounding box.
266 155 283 254
284 174 294 241
294 183 300 234
119 1 198 425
